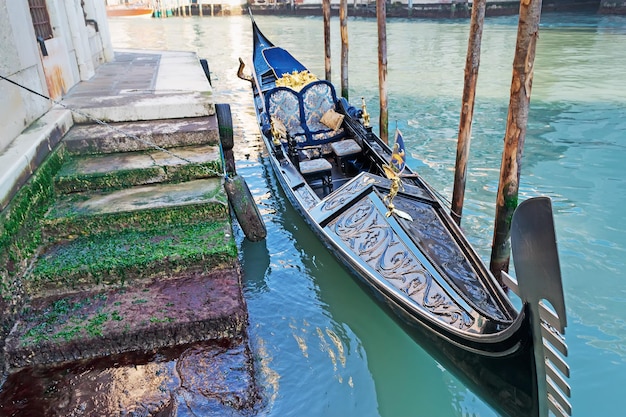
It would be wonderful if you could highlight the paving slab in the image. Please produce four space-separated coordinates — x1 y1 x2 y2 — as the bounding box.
62 116 219 155
60 50 214 123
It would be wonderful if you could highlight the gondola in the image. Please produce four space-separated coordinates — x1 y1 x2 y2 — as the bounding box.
237 14 570 417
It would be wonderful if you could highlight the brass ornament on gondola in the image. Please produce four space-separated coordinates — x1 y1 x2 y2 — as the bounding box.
361 97 371 128
275 70 318 91
382 130 413 221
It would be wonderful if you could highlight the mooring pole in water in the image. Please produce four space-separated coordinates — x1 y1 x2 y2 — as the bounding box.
323 0 332 81
489 0 543 285
377 0 388 144
451 0 487 225
340 0 349 100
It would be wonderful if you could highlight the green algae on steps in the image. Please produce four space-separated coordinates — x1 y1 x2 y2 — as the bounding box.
9 267 247 369
1 149 66 300
55 163 167 194
28 219 237 294
43 178 228 242
54 145 223 194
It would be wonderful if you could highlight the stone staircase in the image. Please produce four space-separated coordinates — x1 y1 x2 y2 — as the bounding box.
3 115 246 370
1 50 258 414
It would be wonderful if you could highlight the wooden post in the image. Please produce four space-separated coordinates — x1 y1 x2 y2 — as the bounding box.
323 0 332 81
377 0 388 144
451 0 486 225
489 0 543 284
340 0 349 100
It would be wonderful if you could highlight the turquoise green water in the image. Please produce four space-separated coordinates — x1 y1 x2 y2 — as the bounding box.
110 13 626 416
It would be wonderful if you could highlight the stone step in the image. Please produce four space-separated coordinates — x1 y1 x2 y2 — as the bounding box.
43 178 227 241
60 50 215 124
54 144 222 194
62 116 219 155
6 267 246 370
29 218 236 295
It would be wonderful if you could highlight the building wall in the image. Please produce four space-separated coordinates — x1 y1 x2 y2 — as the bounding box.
599 0 626 13
0 2 49 153
0 0 113 153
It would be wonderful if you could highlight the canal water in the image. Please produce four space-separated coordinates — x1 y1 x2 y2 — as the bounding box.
94 12 626 416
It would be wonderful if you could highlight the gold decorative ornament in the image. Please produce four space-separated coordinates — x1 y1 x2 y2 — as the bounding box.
271 117 287 145
361 97 370 128
275 70 318 91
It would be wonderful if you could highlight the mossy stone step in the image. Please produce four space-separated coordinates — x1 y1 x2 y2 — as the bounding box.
44 177 227 241
6 267 246 369
27 219 237 296
54 144 223 193
62 116 219 155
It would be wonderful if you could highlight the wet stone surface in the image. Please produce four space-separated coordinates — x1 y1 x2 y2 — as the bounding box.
0 338 260 416
6 269 246 370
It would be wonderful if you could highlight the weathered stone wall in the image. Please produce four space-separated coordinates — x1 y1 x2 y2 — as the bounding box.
599 0 626 13
249 0 602 18
0 0 113 153
0 1 50 152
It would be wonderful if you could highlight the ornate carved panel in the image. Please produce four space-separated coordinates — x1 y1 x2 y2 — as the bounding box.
320 174 377 213
294 185 318 210
393 196 507 321
326 198 474 330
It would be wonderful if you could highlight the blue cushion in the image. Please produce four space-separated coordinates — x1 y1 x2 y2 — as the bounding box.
264 80 345 147
263 47 307 79
266 88 306 139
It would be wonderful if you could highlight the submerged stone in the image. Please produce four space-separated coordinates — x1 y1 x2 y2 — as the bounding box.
0 338 260 416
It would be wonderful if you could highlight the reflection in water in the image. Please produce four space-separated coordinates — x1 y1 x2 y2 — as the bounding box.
0 340 256 416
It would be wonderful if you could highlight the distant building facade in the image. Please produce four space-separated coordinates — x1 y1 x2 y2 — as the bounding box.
0 0 113 152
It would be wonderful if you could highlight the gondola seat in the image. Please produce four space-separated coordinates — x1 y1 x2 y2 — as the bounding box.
299 158 333 194
265 80 345 148
330 139 362 173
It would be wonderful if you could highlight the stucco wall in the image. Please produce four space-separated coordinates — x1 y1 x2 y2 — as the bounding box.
0 1 50 153
0 0 113 153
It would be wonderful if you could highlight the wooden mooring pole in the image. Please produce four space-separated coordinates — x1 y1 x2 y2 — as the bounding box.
323 0 331 81
340 0 349 100
377 0 388 144
451 0 486 225
489 0 543 284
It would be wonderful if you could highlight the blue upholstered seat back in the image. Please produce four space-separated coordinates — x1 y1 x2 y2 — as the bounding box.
264 80 345 147
301 82 335 133
266 88 306 139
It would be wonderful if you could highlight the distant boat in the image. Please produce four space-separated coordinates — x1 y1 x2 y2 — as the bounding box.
106 4 153 18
